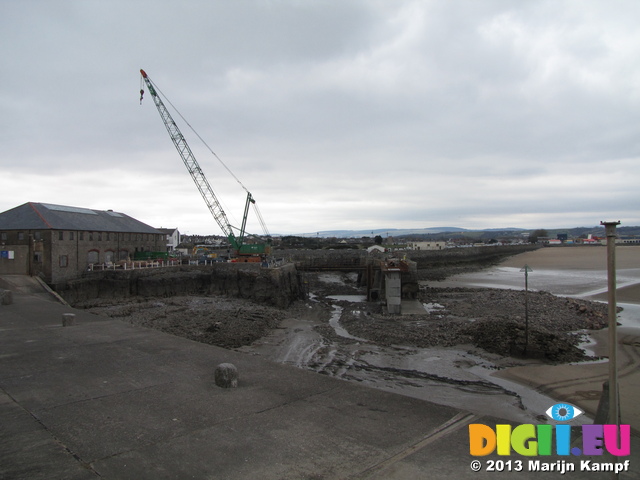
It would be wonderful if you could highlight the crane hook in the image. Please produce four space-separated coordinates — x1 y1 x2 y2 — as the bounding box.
139 88 144 105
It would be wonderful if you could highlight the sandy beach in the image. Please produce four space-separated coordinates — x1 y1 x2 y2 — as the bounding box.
500 245 640 271
433 245 640 305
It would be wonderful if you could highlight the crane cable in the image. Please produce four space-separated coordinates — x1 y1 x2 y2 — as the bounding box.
145 77 270 237
148 78 250 194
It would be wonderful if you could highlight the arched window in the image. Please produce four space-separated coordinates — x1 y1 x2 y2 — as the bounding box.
87 250 99 264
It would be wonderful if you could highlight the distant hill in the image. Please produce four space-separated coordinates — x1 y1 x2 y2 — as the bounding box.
286 225 640 239
295 227 469 238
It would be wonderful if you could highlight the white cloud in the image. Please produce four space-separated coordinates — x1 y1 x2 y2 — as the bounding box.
1 0 639 234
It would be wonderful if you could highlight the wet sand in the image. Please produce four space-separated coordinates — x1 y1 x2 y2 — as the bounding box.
500 245 640 270
432 245 640 305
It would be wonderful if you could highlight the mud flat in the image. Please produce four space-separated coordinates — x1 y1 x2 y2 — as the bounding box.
80 246 640 425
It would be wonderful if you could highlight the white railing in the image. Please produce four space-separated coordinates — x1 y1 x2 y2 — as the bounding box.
87 260 182 271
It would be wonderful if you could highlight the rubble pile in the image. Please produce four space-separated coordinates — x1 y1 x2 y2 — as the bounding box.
87 296 286 349
339 286 614 363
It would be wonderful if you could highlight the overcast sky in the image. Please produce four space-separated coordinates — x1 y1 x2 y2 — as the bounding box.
2 1 639 236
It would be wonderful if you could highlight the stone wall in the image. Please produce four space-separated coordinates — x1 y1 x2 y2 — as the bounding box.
277 244 538 273
56 263 304 309
403 244 540 269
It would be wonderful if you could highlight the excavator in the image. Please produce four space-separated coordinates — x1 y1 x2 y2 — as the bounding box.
140 69 270 262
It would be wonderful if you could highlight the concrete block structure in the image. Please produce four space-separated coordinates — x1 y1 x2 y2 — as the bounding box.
0 202 164 286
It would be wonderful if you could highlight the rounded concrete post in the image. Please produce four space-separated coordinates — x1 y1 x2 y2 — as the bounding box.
0 289 12 305
215 363 239 388
62 313 76 327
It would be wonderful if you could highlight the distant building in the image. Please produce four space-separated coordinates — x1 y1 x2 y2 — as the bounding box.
618 236 640 245
409 241 447 251
0 202 164 286
158 228 180 251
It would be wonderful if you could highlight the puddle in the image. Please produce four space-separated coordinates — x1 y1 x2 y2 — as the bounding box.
327 295 367 302
328 305 367 341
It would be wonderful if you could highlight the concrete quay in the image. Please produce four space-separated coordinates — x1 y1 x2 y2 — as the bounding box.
1 275 639 479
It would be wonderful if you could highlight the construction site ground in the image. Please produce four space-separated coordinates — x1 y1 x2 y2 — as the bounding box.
2 253 640 478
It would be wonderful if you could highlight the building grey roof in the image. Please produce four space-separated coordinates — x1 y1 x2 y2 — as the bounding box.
0 203 161 234
157 228 179 235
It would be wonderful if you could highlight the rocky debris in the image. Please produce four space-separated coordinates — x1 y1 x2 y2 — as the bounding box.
422 287 612 332
334 286 613 363
463 319 585 362
86 296 286 349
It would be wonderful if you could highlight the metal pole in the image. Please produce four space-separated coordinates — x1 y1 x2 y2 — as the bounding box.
601 221 620 425
524 267 529 354
520 264 532 354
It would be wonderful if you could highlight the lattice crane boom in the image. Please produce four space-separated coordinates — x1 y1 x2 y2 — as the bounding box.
140 69 246 250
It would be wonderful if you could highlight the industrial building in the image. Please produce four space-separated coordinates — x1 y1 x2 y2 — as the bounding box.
0 202 165 286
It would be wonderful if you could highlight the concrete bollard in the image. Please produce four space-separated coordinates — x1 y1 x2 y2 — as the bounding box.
0 289 12 306
215 363 239 388
62 313 76 327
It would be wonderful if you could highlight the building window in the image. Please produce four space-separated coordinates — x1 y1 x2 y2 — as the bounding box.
59 255 68 267
34 232 41 241
106 232 110 241
105 250 115 264
59 231 64 241
70 231 75 241
18 232 24 240
98 233 102 241
89 232 93 241
0 232 6 241
87 250 99 264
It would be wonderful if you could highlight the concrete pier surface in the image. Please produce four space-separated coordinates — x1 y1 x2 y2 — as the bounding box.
1 275 639 479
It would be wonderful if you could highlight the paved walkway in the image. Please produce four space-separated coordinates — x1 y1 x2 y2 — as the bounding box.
1 275 638 479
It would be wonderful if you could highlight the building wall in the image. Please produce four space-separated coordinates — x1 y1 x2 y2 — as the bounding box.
0 244 29 275
1 229 165 284
411 241 447 251
0 230 44 276
166 230 180 250
384 270 402 314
